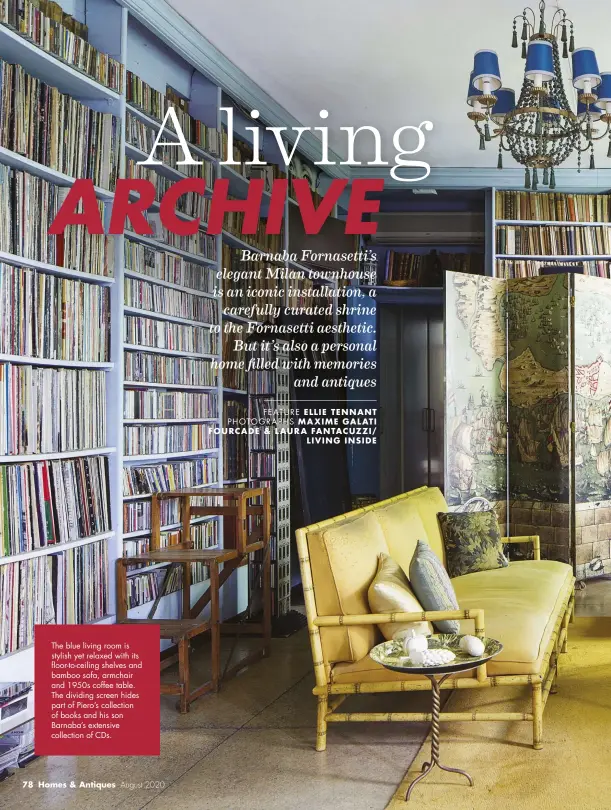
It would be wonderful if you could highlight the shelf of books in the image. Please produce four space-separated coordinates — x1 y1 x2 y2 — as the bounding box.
0 0 345 735
248 340 292 619
494 190 611 279
0 0 123 696
121 64 224 620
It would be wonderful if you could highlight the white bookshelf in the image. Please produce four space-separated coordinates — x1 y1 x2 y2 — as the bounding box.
0 0 340 723
493 189 611 277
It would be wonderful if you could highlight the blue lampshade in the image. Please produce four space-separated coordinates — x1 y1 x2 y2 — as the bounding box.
577 99 602 120
491 87 515 122
467 71 483 106
472 50 501 92
572 47 601 90
525 41 555 83
596 72 611 103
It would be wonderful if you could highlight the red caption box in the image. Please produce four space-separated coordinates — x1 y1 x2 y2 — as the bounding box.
35 624 160 756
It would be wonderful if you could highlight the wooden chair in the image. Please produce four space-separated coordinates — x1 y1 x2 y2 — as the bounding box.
116 487 272 712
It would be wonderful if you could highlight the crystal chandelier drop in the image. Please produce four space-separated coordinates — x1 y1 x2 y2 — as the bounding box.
467 0 611 189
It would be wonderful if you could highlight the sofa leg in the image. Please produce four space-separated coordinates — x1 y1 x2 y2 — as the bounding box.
561 609 570 654
532 683 543 750
550 661 559 695
316 696 328 752
569 595 575 624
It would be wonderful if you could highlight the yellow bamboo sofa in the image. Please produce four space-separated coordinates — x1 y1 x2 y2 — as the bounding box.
296 486 575 752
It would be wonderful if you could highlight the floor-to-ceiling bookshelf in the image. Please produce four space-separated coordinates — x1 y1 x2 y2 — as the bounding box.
0 0 344 731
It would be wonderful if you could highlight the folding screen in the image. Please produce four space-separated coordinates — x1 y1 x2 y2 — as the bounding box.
505 275 571 565
573 275 611 579
447 270 611 578
445 273 507 516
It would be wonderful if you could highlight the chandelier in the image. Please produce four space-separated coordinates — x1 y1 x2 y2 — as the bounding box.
467 0 611 189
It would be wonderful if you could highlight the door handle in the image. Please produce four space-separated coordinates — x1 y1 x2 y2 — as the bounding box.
422 408 429 432
430 408 436 433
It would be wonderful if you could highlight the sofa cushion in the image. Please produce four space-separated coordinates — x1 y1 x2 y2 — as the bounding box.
438 510 508 578
374 498 430 577
453 560 574 674
333 559 573 683
308 511 389 664
409 540 460 633
406 487 449 566
367 553 432 640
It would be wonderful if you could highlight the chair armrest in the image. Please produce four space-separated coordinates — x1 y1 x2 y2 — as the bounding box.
313 608 485 638
502 535 541 561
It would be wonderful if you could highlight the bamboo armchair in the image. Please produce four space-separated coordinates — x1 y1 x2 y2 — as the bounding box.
297 522 575 752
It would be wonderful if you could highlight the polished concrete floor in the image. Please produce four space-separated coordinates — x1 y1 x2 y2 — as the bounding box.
1 630 432 810
3 577 610 810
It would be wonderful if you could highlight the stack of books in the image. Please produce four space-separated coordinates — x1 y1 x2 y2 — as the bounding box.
496 225 611 256
495 190 611 222
1 0 123 90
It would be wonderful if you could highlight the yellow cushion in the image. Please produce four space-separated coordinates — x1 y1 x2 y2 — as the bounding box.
308 512 389 664
331 559 573 683
453 560 574 674
374 498 429 576
405 487 449 566
367 553 432 640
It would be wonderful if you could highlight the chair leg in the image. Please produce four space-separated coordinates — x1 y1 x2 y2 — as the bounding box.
178 637 190 714
532 682 543 750
316 696 328 752
569 594 575 624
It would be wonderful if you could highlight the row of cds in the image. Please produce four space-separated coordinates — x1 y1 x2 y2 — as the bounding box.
0 165 113 275
126 159 213 220
123 389 217 421
124 519 219 559
126 112 216 183
124 315 219 356
122 457 219 498
123 241 216 292
123 494 219 534
124 352 217 387
124 424 218 456
0 456 111 557
126 72 222 157
0 263 110 361
0 540 109 655
0 59 120 189
124 277 218 324
2 1 123 91
125 212 216 261
0 365 106 454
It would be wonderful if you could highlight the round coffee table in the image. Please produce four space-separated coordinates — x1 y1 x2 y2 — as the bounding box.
370 634 502 801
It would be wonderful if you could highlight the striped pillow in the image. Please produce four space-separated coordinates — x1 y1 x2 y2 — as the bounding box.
409 540 460 634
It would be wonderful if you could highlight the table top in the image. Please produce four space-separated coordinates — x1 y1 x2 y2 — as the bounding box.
120 547 239 564
370 634 502 676
152 487 268 499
